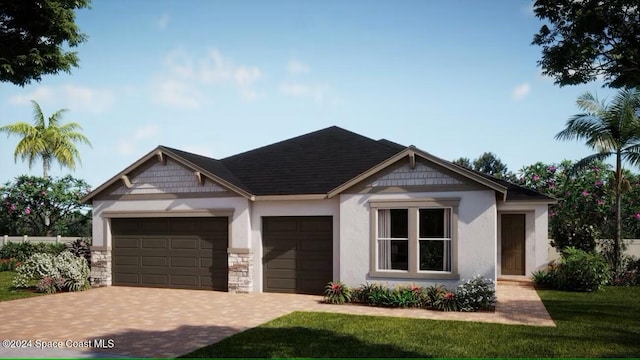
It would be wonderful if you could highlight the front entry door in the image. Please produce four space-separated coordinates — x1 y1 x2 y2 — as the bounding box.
501 214 526 275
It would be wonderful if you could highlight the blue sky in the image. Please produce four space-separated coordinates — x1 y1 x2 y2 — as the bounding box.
0 0 619 189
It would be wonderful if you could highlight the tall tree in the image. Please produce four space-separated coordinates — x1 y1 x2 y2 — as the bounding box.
0 100 91 177
555 88 640 270
532 0 640 88
472 152 510 179
452 157 472 169
0 0 91 86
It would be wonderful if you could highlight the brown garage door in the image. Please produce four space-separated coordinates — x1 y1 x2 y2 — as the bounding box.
263 216 333 294
111 217 228 291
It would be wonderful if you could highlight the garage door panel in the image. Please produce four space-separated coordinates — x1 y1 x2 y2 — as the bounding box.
141 256 167 266
141 238 168 249
299 220 332 232
265 278 296 293
142 220 169 234
114 237 140 249
171 275 198 287
111 219 140 235
299 240 332 252
263 216 332 295
171 257 197 267
112 217 229 291
264 219 298 232
171 238 198 249
266 258 296 270
141 274 168 285
114 256 139 266
114 272 139 284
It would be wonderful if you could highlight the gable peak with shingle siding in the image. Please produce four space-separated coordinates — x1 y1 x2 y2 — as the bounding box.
110 159 227 195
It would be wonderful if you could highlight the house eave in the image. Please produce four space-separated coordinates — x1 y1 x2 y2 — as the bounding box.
81 147 255 203
327 146 508 198
253 194 328 201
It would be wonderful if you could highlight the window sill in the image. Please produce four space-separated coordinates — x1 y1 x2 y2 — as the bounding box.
368 270 460 280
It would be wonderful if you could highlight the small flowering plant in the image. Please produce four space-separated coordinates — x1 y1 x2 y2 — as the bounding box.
455 275 496 312
323 281 352 304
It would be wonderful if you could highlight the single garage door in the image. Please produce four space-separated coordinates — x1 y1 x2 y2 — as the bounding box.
111 217 228 291
263 216 333 294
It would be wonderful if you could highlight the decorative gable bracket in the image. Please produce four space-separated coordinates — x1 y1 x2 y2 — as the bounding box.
194 171 205 186
120 175 133 188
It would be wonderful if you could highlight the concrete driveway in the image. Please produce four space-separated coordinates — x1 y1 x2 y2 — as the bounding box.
0 284 553 358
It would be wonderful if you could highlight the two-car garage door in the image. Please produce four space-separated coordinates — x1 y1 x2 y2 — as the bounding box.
111 217 228 291
111 216 333 294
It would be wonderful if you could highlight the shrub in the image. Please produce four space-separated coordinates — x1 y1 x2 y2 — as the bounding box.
532 267 559 288
455 276 496 311
433 291 459 312
0 258 21 272
66 238 92 268
13 251 90 293
423 285 447 309
324 281 352 304
611 256 640 286
0 242 36 261
0 241 68 261
352 283 383 304
367 286 395 307
556 247 610 292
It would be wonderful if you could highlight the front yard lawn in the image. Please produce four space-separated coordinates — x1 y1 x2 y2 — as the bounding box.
0 271 43 302
183 286 640 358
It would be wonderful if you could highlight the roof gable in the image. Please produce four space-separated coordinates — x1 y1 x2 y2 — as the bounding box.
107 158 228 196
83 126 554 203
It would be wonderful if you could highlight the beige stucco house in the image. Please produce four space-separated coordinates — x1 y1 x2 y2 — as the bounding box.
82 126 555 294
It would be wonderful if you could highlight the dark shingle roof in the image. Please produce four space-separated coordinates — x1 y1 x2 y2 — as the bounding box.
158 146 252 193
155 126 552 202
220 126 403 195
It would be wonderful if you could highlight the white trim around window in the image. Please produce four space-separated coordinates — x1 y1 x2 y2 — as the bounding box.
369 199 460 280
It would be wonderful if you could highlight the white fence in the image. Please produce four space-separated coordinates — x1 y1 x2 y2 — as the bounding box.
548 239 640 262
1 235 81 247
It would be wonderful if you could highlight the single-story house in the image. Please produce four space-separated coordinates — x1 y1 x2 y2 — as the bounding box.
82 126 555 294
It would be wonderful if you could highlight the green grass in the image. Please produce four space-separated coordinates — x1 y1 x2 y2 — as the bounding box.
183 286 640 358
0 271 43 302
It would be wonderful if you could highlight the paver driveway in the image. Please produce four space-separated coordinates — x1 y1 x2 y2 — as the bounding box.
0 284 553 358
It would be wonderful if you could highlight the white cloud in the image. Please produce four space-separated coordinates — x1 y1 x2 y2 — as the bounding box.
511 83 531 101
116 125 162 155
287 59 309 75
9 85 115 113
280 82 329 104
153 79 203 109
152 48 263 107
156 14 170 29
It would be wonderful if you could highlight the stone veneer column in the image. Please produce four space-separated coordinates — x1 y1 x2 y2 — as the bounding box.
228 249 253 293
90 248 112 287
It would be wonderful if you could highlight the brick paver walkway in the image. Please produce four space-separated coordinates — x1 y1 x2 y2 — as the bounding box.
0 284 553 358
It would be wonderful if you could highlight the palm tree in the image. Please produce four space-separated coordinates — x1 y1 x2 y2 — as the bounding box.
555 88 640 271
0 100 91 177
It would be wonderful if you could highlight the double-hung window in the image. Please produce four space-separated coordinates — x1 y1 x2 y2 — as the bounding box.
371 199 459 279
419 208 452 272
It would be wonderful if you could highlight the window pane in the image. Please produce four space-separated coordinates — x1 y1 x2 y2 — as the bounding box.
419 208 447 238
378 239 408 270
390 209 408 238
419 240 451 271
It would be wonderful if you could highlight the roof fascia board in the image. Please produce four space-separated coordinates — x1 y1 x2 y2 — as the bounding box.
81 148 163 203
253 194 327 201
327 147 508 198
82 147 255 203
